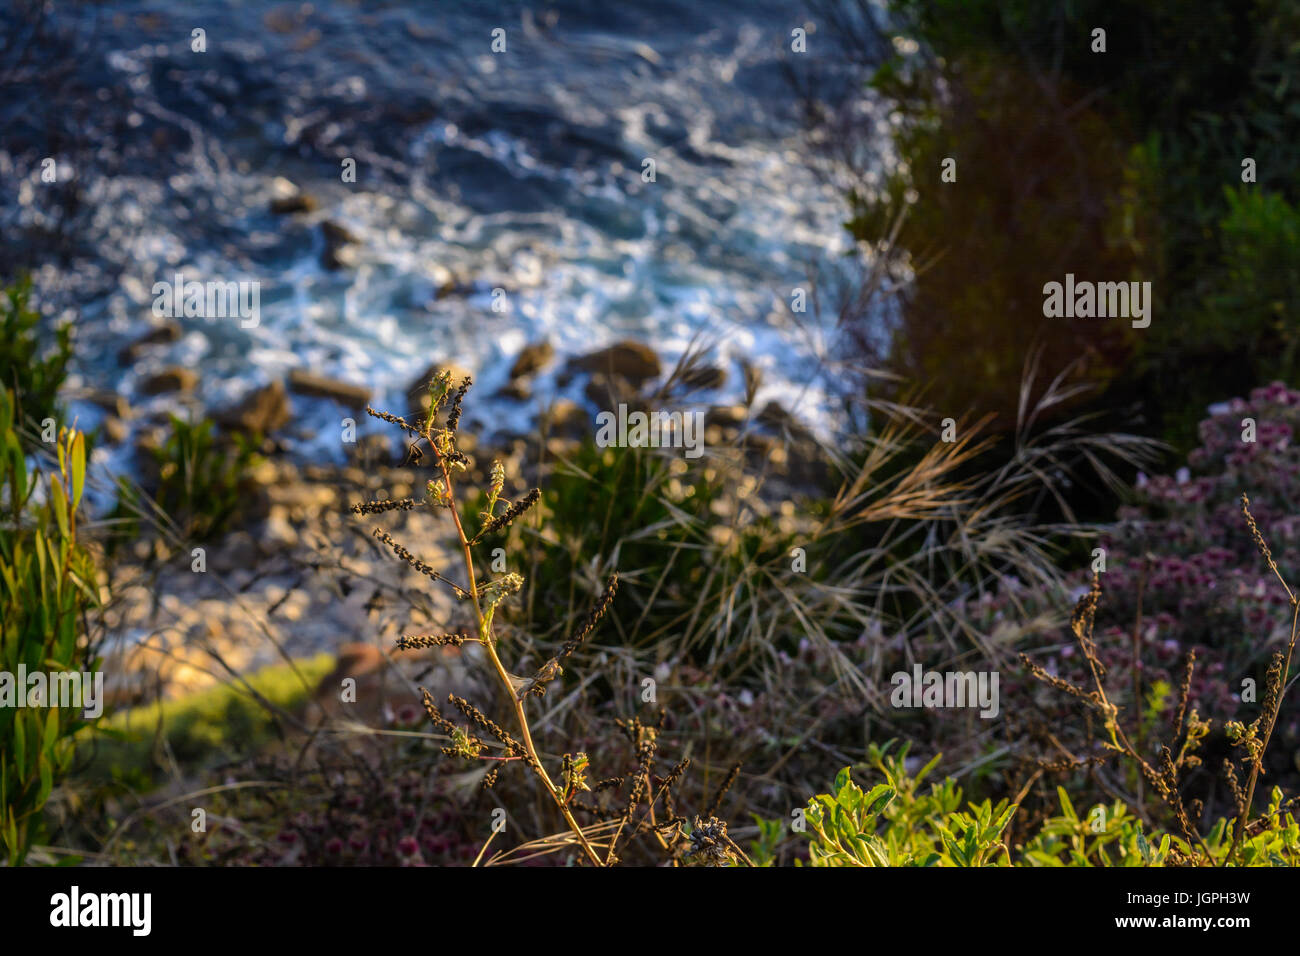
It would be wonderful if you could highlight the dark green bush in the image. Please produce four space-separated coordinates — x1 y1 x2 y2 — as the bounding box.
0 278 73 438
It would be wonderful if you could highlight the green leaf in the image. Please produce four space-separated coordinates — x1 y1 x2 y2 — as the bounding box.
991 805 1017 839
36 754 53 808
43 708 59 756
1057 786 1077 822
70 431 85 509
1137 829 1153 865
13 717 25 776
863 784 895 818
833 766 852 794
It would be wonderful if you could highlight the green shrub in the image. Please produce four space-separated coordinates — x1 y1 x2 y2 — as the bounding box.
0 278 73 438
801 743 1299 866
852 0 1300 447
0 388 101 864
149 414 262 542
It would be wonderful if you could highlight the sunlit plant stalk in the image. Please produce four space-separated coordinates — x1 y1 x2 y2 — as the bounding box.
359 371 610 866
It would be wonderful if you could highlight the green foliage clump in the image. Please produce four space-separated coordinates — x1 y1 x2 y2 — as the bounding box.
801 744 1300 867
0 278 73 438
494 438 796 667
113 415 263 544
801 744 1013 867
858 0 1300 447
152 415 262 541
0 388 101 864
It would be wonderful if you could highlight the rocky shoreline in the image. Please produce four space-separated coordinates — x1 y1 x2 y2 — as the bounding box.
94 331 830 712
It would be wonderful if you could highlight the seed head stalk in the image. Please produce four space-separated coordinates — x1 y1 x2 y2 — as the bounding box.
432 445 605 867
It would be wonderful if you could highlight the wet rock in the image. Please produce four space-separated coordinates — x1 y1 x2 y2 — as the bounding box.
568 340 661 386
269 177 319 214
214 380 292 435
584 373 641 409
139 366 198 395
543 399 591 440
117 321 181 365
497 380 531 402
509 340 555 380
678 364 727 391
757 401 814 441
706 404 749 429
321 220 361 270
102 415 128 445
86 389 133 419
270 193 319 215
288 369 372 408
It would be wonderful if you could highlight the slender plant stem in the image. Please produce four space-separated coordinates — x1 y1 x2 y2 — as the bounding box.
1227 601 1299 865
435 451 605 867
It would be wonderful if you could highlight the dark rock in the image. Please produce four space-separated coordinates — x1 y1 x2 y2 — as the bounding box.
270 193 319 215
288 369 372 408
497 380 531 402
758 401 814 442
706 404 749 429
268 177 319 214
678 363 727 391
544 399 591 440
321 220 360 246
117 321 181 365
567 340 661 386
102 415 128 445
584 373 641 409
321 220 361 270
86 389 133 419
509 340 555 380
139 366 198 395
214 381 292 435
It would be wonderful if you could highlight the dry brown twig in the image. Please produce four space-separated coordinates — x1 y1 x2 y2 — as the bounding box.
354 370 734 866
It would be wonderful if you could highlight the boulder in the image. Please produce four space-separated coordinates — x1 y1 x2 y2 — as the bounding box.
321 220 361 270
139 366 198 395
678 363 727 391
214 380 292 435
544 399 591 440
117 321 181 365
270 193 319 215
102 415 128 445
758 401 814 440
268 177 318 214
288 369 372 408
584 373 642 409
86 389 133 419
567 340 660 386
497 380 531 402
509 340 555 380
706 404 749 429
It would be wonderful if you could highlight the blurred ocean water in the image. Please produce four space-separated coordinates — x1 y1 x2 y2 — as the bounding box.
0 0 869 461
